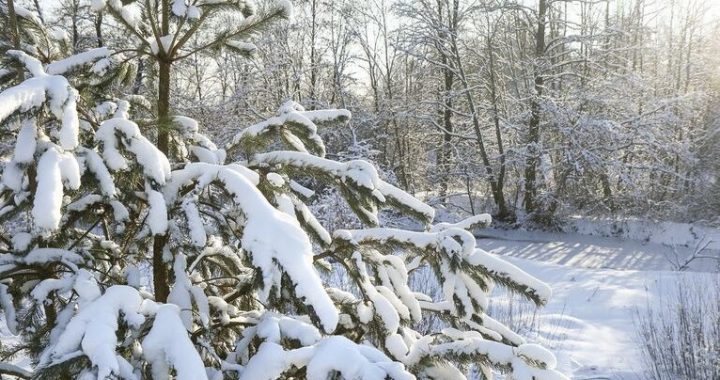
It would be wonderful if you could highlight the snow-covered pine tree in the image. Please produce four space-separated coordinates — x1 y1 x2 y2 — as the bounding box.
0 1 567 379
86 0 296 303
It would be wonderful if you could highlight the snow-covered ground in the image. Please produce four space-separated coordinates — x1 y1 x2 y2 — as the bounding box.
480 228 719 272
481 228 719 379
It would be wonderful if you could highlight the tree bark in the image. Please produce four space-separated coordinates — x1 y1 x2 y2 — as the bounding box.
71 0 80 53
157 58 171 153
152 234 169 303
7 0 24 82
523 0 547 214
486 18 512 220
153 0 172 303
95 12 104 47
33 0 44 23
447 0 510 219
309 0 318 109
6 0 19 48
436 0 454 198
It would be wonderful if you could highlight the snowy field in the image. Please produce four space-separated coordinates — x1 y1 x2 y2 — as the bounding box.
482 228 719 379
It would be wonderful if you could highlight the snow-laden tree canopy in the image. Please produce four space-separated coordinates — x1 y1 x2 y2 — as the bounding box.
0 1 567 379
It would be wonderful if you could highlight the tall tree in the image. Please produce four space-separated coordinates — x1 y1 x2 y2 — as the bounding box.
91 0 291 301
522 0 547 214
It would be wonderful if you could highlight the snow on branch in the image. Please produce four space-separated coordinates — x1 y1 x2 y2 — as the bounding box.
22 248 84 266
32 147 80 232
250 151 434 225
0 363 32 379
173 115 226 165
39 285 146 378
35 278 207 380
235 314 413 380
0 51 80 150
45 48 111 76
95 117 171 185
90 0 141 28
228 101 350 157
431 213 492 232
168 255 209 328
334 227 477 259
165 162 339 332
467 248 552 305
404 329 567 380
334 216 551 309
142 304 208 380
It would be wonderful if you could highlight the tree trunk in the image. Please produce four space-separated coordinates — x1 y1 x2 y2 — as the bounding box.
379 8 407 190
70 0 80 53
6 0 19 47
436 0 454 198
95 12 104 47
447 0 510 220
132 59 144 94
7 0 24 82
157 60 171 153
486 19 512 221
309 0 318 109
153 0 172 303
523 0 547 214
439 67 454 197
32 0 44 23
153 234 169 303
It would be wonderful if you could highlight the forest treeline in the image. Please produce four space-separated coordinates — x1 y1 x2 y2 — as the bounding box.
31 0 720 224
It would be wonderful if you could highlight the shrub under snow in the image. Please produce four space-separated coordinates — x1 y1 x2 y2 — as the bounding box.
635 279 720 380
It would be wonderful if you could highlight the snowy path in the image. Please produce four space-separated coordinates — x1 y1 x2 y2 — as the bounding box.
480 229 718 379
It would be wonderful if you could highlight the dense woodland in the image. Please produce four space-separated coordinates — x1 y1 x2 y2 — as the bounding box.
7 0 720 225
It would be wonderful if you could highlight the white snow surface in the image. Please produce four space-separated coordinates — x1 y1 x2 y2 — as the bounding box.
480 227 720 379
142 304 208 380
565 217 720 251
14 120 37 164
95 117 171 184
0 51 80 150
239 336 412 380
32 148 65 231
46 48 110 76
44 285 145 378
